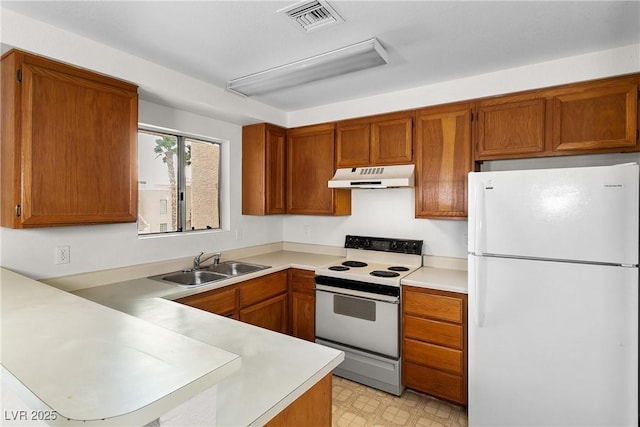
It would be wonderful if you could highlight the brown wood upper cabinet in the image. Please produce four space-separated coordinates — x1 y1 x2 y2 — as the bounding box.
242 123 286 215
415 103 474 219
475 74 640 160
1 49 138 228
476 95 547 160
551 76 639 153
336 111 413 167
286 123 351 215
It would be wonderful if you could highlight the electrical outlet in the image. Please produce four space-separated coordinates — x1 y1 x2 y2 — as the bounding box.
55 245 70 265
236 228 244 241
303 225 311 237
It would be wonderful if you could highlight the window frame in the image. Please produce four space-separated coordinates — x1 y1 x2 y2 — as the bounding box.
137 125 223 236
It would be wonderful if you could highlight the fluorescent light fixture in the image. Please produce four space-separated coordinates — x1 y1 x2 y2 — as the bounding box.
226 38 389 97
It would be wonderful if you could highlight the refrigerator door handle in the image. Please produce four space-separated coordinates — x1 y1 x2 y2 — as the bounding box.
470 255 486 328
473 179 486 256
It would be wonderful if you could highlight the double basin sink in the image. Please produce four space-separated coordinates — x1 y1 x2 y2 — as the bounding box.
149 261 271 288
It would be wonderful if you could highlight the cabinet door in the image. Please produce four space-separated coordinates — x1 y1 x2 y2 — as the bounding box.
336 121 370 168
287 123 350 215
265 125 287 214
371 113 413 165
476 97 547 159
291 291 315 341
415 103 473 218
552 81 638 152
2 50 138 227
240 294 288 334
242 123 286 215
289 268 315 341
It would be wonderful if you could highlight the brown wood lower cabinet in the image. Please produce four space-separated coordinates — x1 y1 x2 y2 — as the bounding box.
240 293 288 334
175 270 290 334
289 268 316 341
174 286 238 319
265 373 332 427
402 286 467 405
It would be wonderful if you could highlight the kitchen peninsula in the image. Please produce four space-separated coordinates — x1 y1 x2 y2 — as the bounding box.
0 250 345 427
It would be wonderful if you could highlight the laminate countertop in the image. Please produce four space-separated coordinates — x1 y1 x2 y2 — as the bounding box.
0 268 240 426
402 267 468 294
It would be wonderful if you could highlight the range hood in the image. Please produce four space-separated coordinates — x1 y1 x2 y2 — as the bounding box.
328 164 415 189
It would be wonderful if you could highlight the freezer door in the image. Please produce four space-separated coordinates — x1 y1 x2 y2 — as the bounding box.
468 163 639 265
468 255 638 427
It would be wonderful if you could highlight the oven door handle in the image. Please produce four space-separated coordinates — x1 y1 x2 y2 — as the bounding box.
315 284 400 304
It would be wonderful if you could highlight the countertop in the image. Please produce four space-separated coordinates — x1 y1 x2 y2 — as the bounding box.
402 267 468 294
64 250 344 426
0 268 241 426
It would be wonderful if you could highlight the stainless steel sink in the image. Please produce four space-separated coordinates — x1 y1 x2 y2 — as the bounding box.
149 260 270 288
150 270 228 288
207 261 270 276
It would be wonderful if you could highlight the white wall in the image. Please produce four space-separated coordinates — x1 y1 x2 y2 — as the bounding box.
283 190 468 258
0 101 284 280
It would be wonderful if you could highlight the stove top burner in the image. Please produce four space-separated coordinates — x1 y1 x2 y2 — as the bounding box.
343 260 368 268
388 266 410 272
328 265 350 271
370 270 400 278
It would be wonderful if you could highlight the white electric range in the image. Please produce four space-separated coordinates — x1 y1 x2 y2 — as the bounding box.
314 235 423 395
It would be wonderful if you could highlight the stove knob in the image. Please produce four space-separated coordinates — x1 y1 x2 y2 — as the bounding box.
412 242 420 253
390 241 398 250
362 238 371 248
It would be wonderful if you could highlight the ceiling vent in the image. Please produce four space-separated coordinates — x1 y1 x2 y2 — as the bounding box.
278 0 344 32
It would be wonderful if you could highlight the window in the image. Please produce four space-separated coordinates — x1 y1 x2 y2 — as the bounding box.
137 128 221 235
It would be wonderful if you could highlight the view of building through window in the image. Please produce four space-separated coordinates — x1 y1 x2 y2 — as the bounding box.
137 129 220 235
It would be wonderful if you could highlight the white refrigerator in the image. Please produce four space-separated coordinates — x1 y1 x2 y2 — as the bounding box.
468 163 639 427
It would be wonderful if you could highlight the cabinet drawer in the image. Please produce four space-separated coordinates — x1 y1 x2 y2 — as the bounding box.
403 338 463 375
240 271 288 307
290 268 315 293
403 361 464 404
403 289 463 323
404 315 463 349
175 286 237 316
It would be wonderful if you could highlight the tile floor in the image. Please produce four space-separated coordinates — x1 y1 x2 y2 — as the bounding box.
331 376 468 427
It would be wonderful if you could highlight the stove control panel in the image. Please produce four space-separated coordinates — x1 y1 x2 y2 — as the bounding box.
345 235 423 255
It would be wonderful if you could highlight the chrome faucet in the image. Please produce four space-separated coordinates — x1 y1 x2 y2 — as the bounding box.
193 252 221 269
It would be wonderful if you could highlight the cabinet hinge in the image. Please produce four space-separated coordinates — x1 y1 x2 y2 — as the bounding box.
15 205 21 217
16 69 22 82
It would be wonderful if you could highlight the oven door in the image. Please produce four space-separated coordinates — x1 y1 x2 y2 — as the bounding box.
315 284 400 358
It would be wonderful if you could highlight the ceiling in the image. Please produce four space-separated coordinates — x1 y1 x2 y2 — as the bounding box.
2 1 639 112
